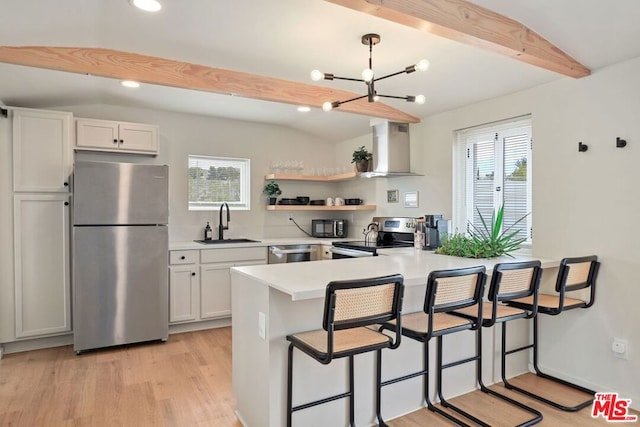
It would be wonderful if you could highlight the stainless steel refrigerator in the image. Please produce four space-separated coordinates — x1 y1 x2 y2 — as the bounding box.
73 160 169 353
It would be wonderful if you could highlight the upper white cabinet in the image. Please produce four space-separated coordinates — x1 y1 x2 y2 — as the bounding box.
75 118 159 155
12 108 72 193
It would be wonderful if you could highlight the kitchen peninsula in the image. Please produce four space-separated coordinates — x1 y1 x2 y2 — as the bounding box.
230 250 558 426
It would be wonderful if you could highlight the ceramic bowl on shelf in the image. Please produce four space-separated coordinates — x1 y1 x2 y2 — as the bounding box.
309 199 325 205
296 196 310 205
278 198 301 205
345 198 363 205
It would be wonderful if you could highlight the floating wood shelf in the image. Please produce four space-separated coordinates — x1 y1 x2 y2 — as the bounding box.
265 204 375 211
264 172 357 182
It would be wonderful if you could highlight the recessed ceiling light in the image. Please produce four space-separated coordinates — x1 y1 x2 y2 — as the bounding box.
297 106 311 113
129 0 162 12
121 80 141 88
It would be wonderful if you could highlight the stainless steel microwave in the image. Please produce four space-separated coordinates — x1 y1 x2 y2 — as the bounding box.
311 219 347 238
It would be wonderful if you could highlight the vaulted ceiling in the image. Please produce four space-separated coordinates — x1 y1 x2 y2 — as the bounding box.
2 0 640 142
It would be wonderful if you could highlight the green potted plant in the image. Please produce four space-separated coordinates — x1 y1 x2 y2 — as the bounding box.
351 145 372 172
436 205 528 258
263 181 282 205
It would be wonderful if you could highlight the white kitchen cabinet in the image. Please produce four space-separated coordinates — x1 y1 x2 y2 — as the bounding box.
13 193 71 338
168 247 267 325
200 263 233 319
75 118 159 154
12 108 72 193
169 266 198 323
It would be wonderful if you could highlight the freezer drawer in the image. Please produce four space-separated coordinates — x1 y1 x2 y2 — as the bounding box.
73 161 169 225
73 225 168 352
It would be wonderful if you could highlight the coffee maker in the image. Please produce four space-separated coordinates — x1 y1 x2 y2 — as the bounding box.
420 214 449 250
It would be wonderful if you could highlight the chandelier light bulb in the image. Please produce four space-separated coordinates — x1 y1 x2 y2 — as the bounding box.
322 101 333 112
361 68 374 82
310 70 324 82
415 94 426 105
416 59 430 72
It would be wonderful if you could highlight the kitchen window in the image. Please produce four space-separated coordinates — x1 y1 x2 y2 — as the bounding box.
188 155 251 210
453 116 532 244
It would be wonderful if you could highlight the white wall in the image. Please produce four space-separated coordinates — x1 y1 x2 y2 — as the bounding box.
55 104 351 241
405 57 640 405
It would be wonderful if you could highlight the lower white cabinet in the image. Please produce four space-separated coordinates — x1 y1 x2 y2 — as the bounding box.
169 247 267 325
13 193 71 338
169 266 198 323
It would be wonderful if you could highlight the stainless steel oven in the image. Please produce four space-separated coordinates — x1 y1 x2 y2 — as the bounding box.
330 246 377 259
331 217 416 259
268 244 320 264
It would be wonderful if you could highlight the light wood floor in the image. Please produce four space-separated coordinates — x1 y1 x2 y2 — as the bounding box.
0 327 634 426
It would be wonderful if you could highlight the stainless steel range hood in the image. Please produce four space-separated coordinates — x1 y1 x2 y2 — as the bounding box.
361 120 422 177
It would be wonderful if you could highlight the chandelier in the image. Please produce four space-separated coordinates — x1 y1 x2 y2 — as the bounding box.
311 33 430 112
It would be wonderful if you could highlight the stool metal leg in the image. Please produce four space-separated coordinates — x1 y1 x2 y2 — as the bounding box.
475 324 543 426
375 349 388 427
287 343 294 427
349 355 355 427
502 316 595 412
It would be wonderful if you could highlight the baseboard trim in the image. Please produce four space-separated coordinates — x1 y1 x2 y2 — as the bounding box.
169 318 231 335
1 334 73 355
533 363 640 412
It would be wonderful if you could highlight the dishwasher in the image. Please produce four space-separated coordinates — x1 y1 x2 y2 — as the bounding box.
268 244 320 264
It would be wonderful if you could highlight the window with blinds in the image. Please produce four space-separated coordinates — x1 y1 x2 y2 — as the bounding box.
455 116 532 244
188 155 251 210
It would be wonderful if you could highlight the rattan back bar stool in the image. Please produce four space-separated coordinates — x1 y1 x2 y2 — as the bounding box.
504 255 600 412
378 266 486 427
286 274 404 427
454 260 544 426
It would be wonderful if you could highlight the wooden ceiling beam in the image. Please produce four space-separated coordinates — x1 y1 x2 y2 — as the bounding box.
0 46 420 124
327 0 590 78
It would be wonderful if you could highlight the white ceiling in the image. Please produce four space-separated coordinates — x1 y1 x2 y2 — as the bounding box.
2 0 640 142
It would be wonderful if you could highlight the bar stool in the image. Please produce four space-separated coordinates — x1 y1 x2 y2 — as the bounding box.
505 255 600 411
286 274 404 427
454 260 544 426
378 266 486 427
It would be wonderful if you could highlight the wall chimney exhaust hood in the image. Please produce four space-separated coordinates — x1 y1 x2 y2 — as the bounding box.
360 120 422 178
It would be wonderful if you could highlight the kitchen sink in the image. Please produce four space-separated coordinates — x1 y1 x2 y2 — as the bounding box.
194 238 261 244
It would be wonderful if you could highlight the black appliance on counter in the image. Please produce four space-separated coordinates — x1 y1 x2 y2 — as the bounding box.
331 216 415 258
311 219 347 238
418 214 449 250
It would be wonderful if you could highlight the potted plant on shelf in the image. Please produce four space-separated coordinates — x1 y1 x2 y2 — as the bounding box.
436 205 528 258
352 145 372 172
263 181 282 205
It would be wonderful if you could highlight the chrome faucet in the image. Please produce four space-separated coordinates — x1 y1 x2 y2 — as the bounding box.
218 202 230 240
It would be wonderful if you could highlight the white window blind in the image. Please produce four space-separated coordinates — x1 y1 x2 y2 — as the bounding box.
188 155 251 211
455 116 532 244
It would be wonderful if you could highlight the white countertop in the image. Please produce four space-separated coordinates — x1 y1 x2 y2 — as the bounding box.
169 237 344 250
231 250 558 301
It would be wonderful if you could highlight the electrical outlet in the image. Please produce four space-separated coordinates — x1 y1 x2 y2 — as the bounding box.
612 337 628 360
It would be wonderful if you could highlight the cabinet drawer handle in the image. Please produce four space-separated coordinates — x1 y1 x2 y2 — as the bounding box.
64 201 69 206
63 182 69 186
180 256 186 260
191 272 196 276
119 139 124 143
113 139 118 144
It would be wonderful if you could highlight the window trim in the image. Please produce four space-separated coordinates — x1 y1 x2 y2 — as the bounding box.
188 154 251 211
